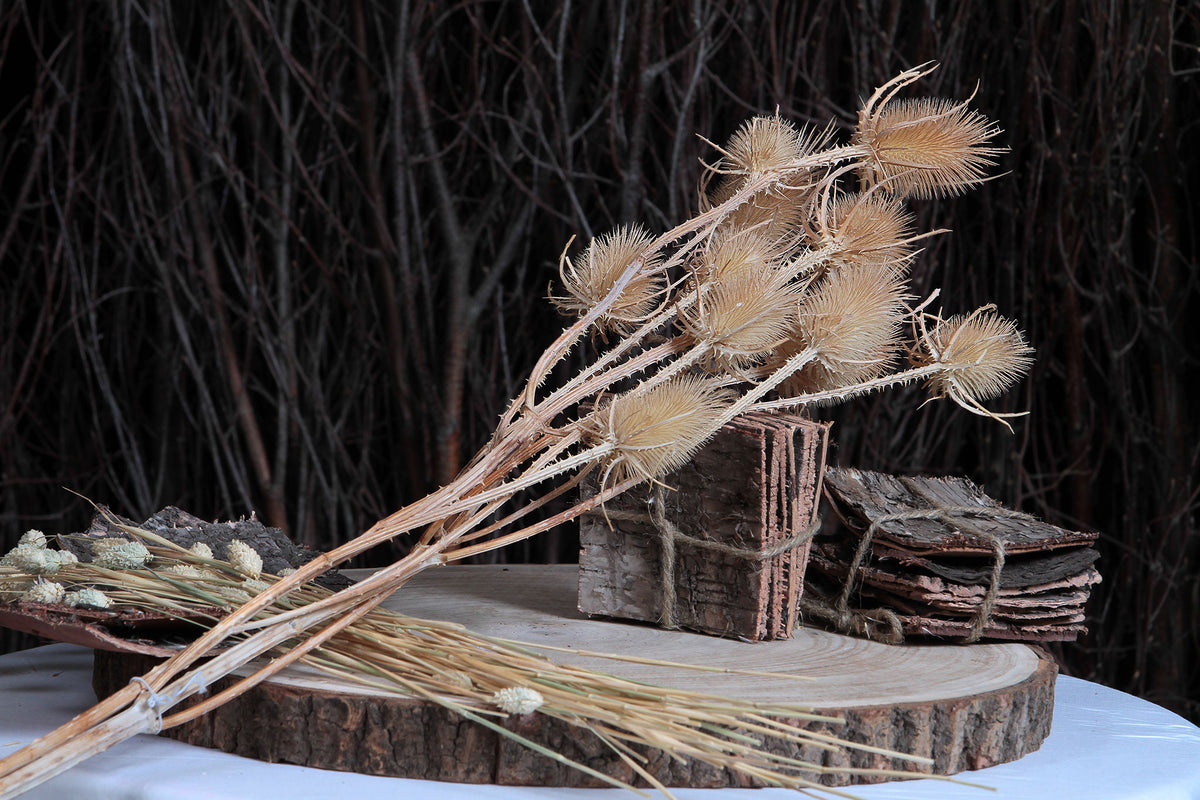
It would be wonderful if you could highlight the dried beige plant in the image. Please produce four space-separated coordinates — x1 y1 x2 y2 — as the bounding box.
0 63 1032 797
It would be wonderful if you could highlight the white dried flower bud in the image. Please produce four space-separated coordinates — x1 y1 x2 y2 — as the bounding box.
493 686 544 716
163 564 207 579
441 670 475 690
92 540 152 570
242 578 269 594
215 586 251 605
66 587 112 609
3 545 56 575
23 580 66 604
18 530 48 548
226 540 262 579
55 550 79 567
189 542 214 560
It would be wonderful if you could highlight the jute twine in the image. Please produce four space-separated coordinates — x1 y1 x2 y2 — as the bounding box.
592 484 821 629
811 505 1034 644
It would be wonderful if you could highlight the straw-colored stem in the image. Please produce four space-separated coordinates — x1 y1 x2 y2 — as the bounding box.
750 361 941 412
439 474 640 561
0 703 162 798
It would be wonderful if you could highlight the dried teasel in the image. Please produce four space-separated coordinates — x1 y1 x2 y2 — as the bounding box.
913 307 1034 422
704 116 828 241
809 189 919 272
773 264 909 397
587 375 736 485
550 225 666 333
679 263 798 371
854 94 1002 199
692 228 782 282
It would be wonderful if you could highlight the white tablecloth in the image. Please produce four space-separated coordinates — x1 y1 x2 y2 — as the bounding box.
2 643 1199 799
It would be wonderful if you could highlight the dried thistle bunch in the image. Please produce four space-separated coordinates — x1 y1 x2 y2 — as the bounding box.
0 64 1033 797
550 65 1029 496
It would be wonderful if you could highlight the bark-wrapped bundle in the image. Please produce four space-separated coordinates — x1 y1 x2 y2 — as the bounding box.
808 468 1100 643
578 413 828 640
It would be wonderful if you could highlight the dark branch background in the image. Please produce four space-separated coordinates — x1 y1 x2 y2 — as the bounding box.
2 1 1197 723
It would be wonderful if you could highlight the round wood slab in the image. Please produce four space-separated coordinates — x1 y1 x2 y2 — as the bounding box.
93 564 1056 788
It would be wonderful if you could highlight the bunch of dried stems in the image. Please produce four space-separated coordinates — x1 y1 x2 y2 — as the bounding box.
2 520 960 793
0 65 1031 796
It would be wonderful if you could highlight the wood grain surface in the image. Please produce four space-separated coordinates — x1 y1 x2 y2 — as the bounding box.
93 564 1056 788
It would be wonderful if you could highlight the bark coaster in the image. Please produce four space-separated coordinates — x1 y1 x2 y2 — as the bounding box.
92 564 1058 789
578 413 829 641
804 468 1100 643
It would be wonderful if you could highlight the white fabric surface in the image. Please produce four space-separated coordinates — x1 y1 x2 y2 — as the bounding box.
2 643 1199 799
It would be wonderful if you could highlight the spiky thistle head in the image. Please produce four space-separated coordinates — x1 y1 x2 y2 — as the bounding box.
913 307 1034 422
588 375 735 485
810 190 918 272
693 228 782 282
704 116 828 241
709 115 810 181
678 264 798 371
853 95 1003 199
550 225 666 334
772 264 909 397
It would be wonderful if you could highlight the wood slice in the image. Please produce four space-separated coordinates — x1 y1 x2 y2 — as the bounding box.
93 565 1056 788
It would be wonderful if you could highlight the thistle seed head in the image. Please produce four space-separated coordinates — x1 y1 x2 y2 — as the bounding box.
2 544 55 574
189 542 214 560
18 530 47 549
705 116 826 240
551 225 666 333
915 308 1034 407
811 190 917 271
853 96 1002 199
590 375 735 484
163 564 207 579
679 267 797 369
66 587 112 609
774 265 908 396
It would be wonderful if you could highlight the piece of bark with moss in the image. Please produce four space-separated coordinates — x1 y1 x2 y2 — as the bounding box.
57 507 354 590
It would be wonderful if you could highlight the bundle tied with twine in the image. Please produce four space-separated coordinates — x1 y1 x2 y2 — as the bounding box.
0 63 1035 798
800 505 1031 645
588 483 824 630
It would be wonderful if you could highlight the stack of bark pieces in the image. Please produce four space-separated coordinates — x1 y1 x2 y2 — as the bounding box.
810 468 1100 643
578 413 829 641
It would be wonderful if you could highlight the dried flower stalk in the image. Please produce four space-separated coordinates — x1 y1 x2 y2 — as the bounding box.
0 64 1031 797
